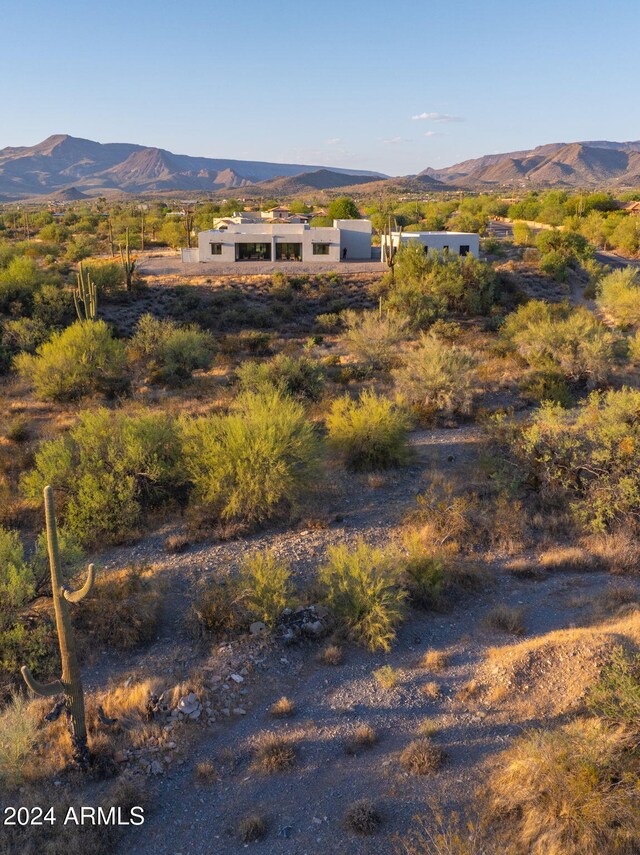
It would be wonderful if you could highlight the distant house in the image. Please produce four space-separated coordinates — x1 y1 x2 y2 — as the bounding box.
623 201 640 214
182 219 372 264
381 231 480 261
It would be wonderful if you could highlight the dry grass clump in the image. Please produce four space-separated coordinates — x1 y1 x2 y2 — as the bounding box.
0 693 40 788
317 643 343 665
164 533 191 553
343 799 381 835
421 681 441 700
399 738 446 775
486 718 640 855
416 718 439 738
483 605 525 636
374 665 402 689
270 696 296 718
591 586 640 622
421 649 451 671
345 724 378 755
537 545 598 572
588 530 640 575
237 813 268 842
251 731 296 773
74 564 163 650
504 557 544 579
194 760 217 783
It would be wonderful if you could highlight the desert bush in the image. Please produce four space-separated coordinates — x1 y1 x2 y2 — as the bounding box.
501 300 616 386
191 579 241 638
0 527 35 622
326 390 410 471
0 694 40 788
587 646 640 730
0 256 41 312
129 314 215 385
85 260 124 293
341 308 408 370
373 664 401 689
318 539 406 651
514 388 640 532
399 738 446 774
251 731 296 773
597 267 640 328
270 696 295 718
344 724 378 754
73 565 163 649
486 718 640 855
393 332 477 418
23 409 185 544
387 243 499 327
343 800 381 835
512 220 534 246
236 353 324 401
15 320 129 401
182 390 321 524
237 549 292 628
483 605 525 635
237 814 268 842
1 317 49 354
402 542 446 609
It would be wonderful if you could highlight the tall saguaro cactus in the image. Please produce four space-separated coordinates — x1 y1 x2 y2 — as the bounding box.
21 486 95 768
119 227 136 291
73 263 98 321
382 216 402 281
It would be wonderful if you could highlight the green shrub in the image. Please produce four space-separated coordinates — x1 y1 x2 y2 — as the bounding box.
237 550 292 628
403 548 445 609
520 369 574 407
587 646 640 729
129 314 215 385
236 354 325 401
597 268 640 328
85 261 124 293
182 390 322 524
326 390 410 471
318 539 406 651
1 317 49 354
0 527 35 624
22 409 185 544
501 300 616 385
393 332 477 418
386 243 499 327
514 387 640 532
341 309 408 370
0 256 41 312
15 320 128 401
539 249 568 281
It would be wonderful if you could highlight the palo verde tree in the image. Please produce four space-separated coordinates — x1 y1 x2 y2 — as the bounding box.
20 486 96 768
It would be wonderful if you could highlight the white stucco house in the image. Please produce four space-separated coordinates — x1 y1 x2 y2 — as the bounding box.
183 219 372 264
382 231 480 262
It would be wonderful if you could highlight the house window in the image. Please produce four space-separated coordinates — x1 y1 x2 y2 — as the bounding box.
235 242 272 261
313 243 330 255
275 242 302 261
459 245 470 257
210 243 222 255
442 245 449 255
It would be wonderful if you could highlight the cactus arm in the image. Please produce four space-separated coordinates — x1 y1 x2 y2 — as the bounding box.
63 564 95 603
21 666 64 697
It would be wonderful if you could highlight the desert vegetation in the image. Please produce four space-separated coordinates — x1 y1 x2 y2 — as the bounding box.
1 189 640 855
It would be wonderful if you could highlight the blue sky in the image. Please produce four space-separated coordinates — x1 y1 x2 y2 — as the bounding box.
1 0 638 175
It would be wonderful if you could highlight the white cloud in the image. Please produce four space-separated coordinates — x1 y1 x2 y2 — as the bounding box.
325 137 342 145
383 136 405 144
412 112 464 123
424 131 445 137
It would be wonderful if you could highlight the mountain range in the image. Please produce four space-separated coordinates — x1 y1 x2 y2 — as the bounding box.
420 141 640 188
0 135 383 200
1 135 639 201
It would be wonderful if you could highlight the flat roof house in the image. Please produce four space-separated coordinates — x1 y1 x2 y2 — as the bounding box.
382 231 480 261
184 219 372 264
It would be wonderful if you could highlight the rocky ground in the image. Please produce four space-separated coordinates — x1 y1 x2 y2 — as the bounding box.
63 425 640 855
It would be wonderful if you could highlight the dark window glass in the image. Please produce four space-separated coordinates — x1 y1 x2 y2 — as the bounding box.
459 245 470 256
275 242 302 261
235 242 272 261
210 243 222 255
312 243 330 255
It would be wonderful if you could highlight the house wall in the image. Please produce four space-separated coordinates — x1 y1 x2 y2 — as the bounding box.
195 221 370 263
382 231 480 259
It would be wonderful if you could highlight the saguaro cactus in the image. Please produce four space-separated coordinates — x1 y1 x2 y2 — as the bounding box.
119 227 136 291
382 216 403 280
73 263 98 321
21 486 95 768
